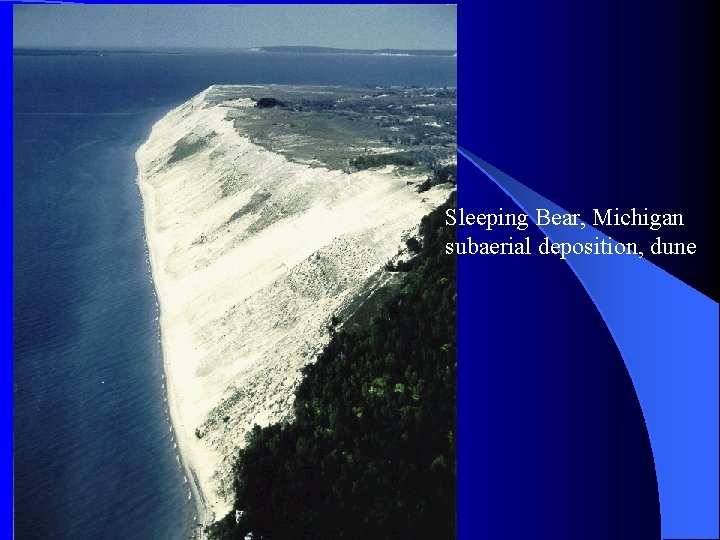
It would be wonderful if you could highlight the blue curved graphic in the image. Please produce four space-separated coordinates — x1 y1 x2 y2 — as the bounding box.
459 147 719 539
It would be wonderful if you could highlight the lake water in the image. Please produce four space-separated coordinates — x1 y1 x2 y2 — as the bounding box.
12 50 456 539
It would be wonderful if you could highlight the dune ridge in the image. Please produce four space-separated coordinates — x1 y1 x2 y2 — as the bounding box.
136 85 452 521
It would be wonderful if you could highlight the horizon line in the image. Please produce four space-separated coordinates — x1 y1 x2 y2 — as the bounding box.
13 44 457 52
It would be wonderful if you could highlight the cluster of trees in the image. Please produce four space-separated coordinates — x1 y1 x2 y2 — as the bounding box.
349 153 416 170
417 163 457 193
255 97 286 109
208 194 457 540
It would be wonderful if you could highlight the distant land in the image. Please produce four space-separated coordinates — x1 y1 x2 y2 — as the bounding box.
249 45 456 56
13 45 456 57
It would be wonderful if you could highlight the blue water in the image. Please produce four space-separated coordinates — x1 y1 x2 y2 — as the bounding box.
13 51 455 539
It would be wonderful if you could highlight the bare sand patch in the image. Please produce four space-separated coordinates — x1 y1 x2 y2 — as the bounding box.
136 86 452 521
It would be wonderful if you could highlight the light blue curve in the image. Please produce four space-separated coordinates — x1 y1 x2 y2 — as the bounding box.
458 147 719 539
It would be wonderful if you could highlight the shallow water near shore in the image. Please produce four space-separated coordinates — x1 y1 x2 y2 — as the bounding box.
13 50 455 539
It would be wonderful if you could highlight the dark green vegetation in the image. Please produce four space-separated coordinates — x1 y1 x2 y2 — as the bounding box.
224 190 272 226
207 194 457 540
217 171 248 199
349 153 416 170
168 132 216 165
417 163 457 193
255 97 286 109
209 85 456 176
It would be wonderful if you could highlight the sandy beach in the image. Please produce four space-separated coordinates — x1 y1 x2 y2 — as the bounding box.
136 85 452 522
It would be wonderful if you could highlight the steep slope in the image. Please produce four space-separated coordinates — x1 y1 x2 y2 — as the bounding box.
136 85 453 520
208 195 457 540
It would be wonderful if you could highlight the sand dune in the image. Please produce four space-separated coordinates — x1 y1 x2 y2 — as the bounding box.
136 86 452 520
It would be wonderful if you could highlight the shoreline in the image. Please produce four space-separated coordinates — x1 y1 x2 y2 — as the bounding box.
134 85 453 528
135 107 212 528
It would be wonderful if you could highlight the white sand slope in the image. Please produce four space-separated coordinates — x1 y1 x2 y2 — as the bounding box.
136 86 452 521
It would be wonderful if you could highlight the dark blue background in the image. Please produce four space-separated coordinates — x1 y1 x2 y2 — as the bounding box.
457 161 660 539
459 1 716 301
458 1 716 539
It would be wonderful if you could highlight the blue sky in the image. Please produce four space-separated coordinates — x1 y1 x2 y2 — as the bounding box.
13 4 456 50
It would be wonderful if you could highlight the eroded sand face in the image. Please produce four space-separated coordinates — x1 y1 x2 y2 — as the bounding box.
137 86 452 519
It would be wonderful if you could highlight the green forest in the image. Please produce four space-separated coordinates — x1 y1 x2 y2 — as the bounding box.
208 193 456 540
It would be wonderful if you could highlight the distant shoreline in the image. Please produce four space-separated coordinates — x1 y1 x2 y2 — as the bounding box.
13 45 457 58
